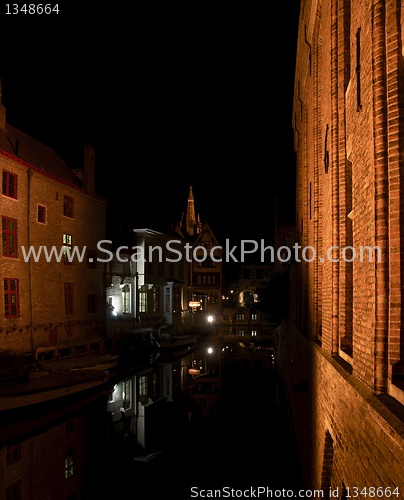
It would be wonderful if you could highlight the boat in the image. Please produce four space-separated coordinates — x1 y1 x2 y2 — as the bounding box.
0 353 118 412
150 326 198 351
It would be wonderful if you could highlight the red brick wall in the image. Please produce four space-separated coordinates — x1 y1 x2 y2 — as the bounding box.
285 0 404 490
1 151 106 356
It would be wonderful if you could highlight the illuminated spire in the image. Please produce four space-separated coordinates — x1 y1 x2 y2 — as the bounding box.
186 185 197 236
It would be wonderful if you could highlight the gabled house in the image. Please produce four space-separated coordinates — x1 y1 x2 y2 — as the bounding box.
175 185 223 324
106 227 190 336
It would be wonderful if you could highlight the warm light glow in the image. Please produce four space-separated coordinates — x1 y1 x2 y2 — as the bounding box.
207 315 213 323
207 347 213 354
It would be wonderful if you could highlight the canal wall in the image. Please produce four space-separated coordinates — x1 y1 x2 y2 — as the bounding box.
277 321 404 494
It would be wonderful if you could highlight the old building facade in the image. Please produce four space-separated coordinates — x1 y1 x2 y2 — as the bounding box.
176 185 223 322
105 228 190 336
281 0 404 492
0 88 107 361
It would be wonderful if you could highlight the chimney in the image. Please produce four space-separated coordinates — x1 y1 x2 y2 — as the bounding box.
83 144 96 193
0 79 6 131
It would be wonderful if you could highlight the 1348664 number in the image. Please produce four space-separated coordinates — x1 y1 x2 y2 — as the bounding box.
345 486 400 497
5 4 59 14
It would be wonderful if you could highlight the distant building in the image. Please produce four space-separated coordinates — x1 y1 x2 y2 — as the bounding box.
105 228 190 335
0 83 107 361
282 0 404 492
176 185 223 323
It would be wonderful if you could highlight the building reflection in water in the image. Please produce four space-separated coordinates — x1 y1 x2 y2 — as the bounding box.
0 332 280 499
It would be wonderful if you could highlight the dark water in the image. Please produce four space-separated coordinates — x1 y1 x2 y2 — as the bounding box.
1 338 302 499
94 357 303 498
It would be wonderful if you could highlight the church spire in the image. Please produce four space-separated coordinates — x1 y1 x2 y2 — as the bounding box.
186 185 197 236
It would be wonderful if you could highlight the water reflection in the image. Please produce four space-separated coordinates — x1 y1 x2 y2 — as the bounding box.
0 333 301 499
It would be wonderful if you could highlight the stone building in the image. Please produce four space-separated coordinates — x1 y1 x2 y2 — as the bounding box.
0 84 107 361
280 0 404 493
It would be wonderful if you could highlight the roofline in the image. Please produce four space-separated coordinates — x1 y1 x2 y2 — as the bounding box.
0 148 107 202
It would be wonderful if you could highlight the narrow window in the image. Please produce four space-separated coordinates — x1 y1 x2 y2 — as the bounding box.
37 205 46 223
343 0 351 91
139 375 148 404
341 160 353 357
63 195 74 218
64 283 74 314
310 182 312 220
140 290 147 313
152 287 160 313
87 294 97 313
165 287 170 313
122 285 131 313
63 233 73 266
4 278 19 318
6 443 21 465
356 27 362 111
122 379 132 410
324 124 330 173
2 170 17 199
64 449 74 479
2 217 18 257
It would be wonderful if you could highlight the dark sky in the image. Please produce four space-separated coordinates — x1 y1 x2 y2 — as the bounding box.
1 1 300 244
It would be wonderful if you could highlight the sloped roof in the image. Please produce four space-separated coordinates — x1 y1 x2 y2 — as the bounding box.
193 221 220 247
0 122 82 187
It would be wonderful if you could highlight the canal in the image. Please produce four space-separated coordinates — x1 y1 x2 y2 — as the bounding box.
0 334 303 499
92 335 303 497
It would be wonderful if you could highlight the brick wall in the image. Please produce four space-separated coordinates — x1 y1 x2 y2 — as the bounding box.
285 0 404 490
1 149 106 357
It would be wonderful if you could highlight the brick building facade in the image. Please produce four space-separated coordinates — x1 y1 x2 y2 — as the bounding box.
0 88 107 361
280 0 404 492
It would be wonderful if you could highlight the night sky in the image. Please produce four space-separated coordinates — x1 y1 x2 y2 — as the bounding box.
2 1 300 245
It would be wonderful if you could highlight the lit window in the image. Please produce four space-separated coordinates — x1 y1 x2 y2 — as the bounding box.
2 170 17 199
139 375 147 398
140 290 147 313
122 379 132 410
64 449 74 479
63 233 73 265
122 285 131 313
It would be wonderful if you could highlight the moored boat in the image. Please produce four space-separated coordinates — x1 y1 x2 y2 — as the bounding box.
150 326 198 351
